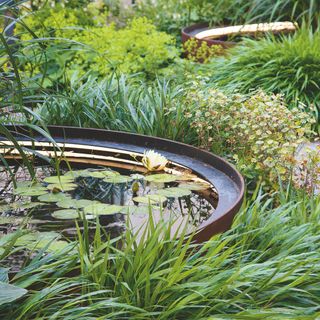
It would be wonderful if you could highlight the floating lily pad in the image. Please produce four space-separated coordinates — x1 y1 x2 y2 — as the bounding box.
13 186 48 197
145 174 178 183
120 205 158 215
158 187 192 198
130 174 145 180
38 193 71 203
103 175 133 184
0 201 43 213
83 203 122 215
15 231 69 252
44 175 74 184
89 170 120 179
178 182 209 191
52 209 80 220
133 194 167 204
64 170 86 178
56 198 95 209
46 183 77 192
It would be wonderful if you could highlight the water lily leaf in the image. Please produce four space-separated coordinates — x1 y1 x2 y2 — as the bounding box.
38 193 71 203
52 209 81 220
121 205 158 214
15 231 69 252
13 186 48 197
157 187 191 198
133 194 167 204
178 182 209 191
64 170 85 178
88 170 120 179
56 198 95 209
46 183 77 192
16 181 39 188
44 175 74 184
0 282 27 306
83 203 122 215
103 175 133 184
0 202 43 213
145 174 178 183
130 174 145 180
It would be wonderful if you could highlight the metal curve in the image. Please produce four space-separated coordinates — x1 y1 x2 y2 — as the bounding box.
2 125 245 242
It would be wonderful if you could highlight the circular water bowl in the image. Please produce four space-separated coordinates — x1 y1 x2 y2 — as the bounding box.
1 126 244 243
182 21 296 62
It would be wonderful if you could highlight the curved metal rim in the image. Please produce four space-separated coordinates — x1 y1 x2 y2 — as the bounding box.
3 125 245 243
182 22 236 46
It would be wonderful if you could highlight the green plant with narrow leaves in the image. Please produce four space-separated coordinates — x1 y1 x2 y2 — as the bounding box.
0 189 320 319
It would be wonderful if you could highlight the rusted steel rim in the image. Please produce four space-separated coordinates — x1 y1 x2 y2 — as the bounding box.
182 22 236 48
2 125 245 243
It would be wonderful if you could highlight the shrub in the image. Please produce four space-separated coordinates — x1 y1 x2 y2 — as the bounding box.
184 84 314 187
208 28 320 128
17 7 178 85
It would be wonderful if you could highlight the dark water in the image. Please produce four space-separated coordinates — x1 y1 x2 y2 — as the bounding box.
0 165 218 268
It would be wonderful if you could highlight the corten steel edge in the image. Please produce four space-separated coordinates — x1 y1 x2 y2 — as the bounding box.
182 22 236 60
2 125 245 243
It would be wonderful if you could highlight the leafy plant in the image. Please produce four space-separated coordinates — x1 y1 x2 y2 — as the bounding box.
1 190 320 319
17 6 178 84
184 86 314 188
39 74 193 141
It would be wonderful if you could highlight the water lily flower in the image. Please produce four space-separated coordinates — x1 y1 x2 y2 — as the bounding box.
142 150 168 172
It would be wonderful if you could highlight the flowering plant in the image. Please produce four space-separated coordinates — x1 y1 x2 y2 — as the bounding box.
141 150 168 172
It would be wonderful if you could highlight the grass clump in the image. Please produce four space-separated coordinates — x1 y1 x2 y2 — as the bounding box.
1 191 320 319
209 28 320 127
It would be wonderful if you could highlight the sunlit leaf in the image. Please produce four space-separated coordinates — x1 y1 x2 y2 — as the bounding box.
133 194 167 204
145 173 178 183
158 187 191 198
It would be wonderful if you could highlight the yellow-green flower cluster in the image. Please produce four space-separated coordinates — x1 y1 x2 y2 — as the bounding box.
183 38 222 63
17 6 178 83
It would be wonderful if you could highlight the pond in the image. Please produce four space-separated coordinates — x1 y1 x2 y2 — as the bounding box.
0 162 218 270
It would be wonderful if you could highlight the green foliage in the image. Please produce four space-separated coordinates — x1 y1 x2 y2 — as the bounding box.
184 86 314 186
1 191 320 318
209 28 320 128
17 6 178 85
134 0 320 38
39 74 193 142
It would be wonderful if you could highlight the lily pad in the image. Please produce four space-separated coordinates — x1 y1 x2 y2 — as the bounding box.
133 194 167 205
38 193 71 203
44 175 74 184
13 186 48 197
46 183 77 192
103 175 133 184
52 209 80 220
15 231 69 252
0 202 43 212
88 170 120 179
130 174 145 180
83 203 122 215
178 182 209 191
120 205 158 215
145 174 178 183
56 198 95 209
157 187 191 198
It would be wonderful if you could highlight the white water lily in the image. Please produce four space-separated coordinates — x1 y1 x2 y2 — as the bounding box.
141 150 168 172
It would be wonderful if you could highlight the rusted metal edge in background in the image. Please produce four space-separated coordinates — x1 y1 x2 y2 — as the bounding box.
2 125 245 243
